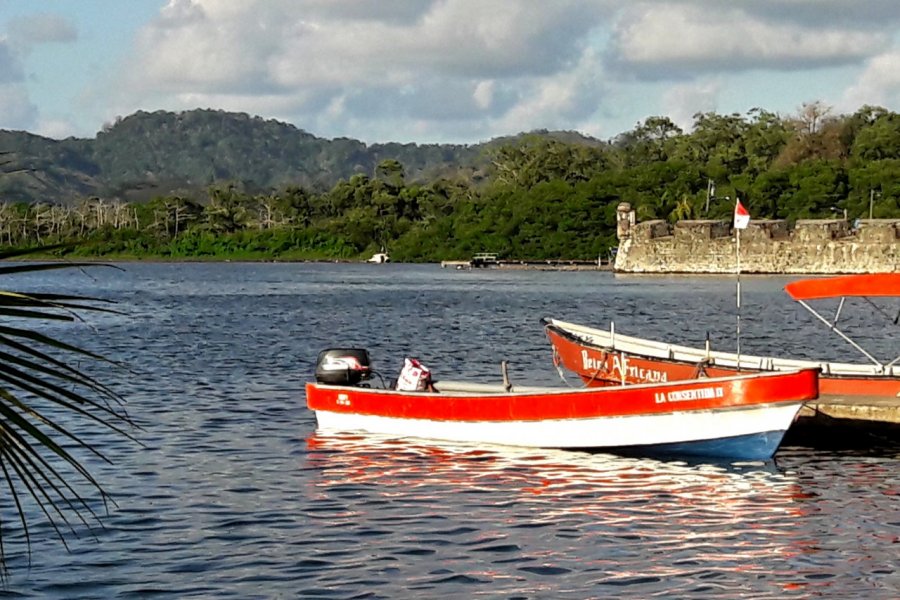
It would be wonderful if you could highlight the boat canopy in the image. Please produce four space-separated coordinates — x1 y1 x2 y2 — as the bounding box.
784 273 900 301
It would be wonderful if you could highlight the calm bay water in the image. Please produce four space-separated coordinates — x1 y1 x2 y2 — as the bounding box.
1 262 898 599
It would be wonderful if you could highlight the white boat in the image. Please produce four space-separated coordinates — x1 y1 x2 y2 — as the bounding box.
306 349 819 460
367 252 390 264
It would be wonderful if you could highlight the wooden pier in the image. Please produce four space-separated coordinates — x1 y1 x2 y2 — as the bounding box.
440 255 612 270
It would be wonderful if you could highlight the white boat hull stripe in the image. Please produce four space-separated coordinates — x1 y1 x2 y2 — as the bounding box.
313 403 801 449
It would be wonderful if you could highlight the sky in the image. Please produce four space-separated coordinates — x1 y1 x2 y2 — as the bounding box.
0 0 899 145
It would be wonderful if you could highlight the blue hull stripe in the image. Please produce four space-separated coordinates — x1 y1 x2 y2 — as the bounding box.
608 429 787 461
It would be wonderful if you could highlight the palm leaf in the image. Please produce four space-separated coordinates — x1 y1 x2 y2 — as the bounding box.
0 262 122 276
0 257 134 573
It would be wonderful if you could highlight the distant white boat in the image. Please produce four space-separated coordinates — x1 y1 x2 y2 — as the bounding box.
367 252 390 264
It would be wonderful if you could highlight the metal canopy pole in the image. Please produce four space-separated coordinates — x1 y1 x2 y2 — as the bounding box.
797 299 883 368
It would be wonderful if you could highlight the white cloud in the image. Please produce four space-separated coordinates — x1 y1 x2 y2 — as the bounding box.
34 117 80 139
495 49 606 134
610 2 890 79
131 0 602 89
110 0 609 142
662 80 721 131
841 50 900 111
473 81 494 110
20 0 899 143
128 0 282 93
0 84 38 130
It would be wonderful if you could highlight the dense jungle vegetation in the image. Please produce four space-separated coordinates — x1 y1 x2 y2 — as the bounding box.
0 102 898 261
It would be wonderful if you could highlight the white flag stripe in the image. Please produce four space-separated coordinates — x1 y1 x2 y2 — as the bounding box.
734 199 750 229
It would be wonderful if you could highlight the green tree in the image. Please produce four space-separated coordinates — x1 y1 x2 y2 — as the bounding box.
838 105 889 159
203 183 250 233
749 170 792 218
678 111 748 178
782 160 848 218
489 136 608 188
743 108 791 176
280 185 314 227
375 159 405 191
615 116 683 165
850 112 900 161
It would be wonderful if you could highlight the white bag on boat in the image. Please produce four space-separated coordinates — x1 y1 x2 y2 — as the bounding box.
396 358 432 391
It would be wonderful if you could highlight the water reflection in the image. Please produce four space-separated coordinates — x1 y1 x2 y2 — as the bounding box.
305 432 788 493
302 432 829 598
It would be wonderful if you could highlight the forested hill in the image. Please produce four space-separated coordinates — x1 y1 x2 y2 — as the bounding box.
1 108 593 204
0 102 898 262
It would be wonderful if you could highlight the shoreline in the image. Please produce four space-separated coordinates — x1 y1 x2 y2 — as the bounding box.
16 255 614 270
13 255 894 274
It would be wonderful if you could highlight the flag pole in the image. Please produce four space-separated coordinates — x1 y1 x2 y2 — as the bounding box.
732 197 750 371
736 226 742 371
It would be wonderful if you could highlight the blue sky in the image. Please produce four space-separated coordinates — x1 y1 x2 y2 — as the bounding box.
1 1 899 144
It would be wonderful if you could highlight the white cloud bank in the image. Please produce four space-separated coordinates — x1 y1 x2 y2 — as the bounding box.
6 0 900 142
108 0 609 142
610 2 890 78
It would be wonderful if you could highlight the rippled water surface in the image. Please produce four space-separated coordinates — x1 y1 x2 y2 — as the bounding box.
2 263 898 599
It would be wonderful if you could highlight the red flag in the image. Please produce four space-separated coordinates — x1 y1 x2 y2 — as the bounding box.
734 198 750 229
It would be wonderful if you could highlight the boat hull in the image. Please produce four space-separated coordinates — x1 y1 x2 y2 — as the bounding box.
305 369 817 460
311 404 800 460
544 319 900 398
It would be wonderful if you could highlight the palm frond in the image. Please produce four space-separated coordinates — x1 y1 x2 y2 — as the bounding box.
0 258 134 573
0 262 122 277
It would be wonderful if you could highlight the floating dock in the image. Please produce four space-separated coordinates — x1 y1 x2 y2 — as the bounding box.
440 260 473 269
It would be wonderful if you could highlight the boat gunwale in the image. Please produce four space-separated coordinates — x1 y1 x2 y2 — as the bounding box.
544 318 896 378
308 367 818 400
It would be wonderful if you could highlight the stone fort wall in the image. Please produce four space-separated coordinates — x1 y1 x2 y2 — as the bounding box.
614 208 899 274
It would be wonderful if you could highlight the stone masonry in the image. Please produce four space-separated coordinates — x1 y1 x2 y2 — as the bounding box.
613 204 900 274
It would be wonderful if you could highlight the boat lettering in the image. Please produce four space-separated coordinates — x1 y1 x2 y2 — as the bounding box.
336 393 351 406
655 386 724 404
580 350 606 372
580 350 668 382
611 353 667 383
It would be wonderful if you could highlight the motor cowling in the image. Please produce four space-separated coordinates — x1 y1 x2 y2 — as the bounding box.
315 348 372 385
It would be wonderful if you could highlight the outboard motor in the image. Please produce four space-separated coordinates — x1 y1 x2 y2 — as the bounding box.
315 348 372 386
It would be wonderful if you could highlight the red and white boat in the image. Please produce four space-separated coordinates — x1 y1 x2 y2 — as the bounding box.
305 349 818 460
544 273 900 399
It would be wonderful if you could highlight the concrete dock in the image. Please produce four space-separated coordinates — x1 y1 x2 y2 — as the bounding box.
789 394 900 445
798 394 900 426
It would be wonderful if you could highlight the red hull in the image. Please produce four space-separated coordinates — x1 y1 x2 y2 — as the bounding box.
306 369 818 421
545 325 898 398
306 366 816 458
